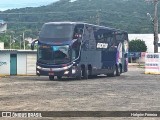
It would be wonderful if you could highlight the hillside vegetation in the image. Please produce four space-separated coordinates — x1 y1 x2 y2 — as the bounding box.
0 0 160 39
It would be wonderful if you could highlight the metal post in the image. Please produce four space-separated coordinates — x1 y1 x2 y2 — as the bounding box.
20 35 22 49
23 32 25 50
96 9 101 25
10 35 11 49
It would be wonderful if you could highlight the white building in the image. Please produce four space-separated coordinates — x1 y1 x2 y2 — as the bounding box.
0 50 37 76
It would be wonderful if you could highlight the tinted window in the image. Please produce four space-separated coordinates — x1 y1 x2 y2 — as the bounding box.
40 24 74 39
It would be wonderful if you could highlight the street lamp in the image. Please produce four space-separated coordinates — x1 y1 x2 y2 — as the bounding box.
147 13 154 22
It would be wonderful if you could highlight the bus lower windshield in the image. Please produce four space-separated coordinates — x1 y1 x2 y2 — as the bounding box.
38 45 71 64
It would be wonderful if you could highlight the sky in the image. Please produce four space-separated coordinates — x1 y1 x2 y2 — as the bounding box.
0 0 59 11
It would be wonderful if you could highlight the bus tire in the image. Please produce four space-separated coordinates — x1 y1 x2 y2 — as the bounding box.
57 76 62 80
83 67 88 79
120 65 122 73
116 65 120 76
83 69 88 79
49 76 54 80
76 74 81 80
107 67 116 77
76 67 82 80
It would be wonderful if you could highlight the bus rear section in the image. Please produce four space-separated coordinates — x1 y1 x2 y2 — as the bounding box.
78 24 128 78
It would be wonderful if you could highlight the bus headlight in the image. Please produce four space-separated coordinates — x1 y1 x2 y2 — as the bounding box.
37 66 41 69
64 71 69 75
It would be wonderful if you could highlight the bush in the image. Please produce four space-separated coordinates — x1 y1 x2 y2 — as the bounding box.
129 39 147 52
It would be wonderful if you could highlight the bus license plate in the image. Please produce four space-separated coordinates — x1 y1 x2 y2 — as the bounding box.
49 72 54 75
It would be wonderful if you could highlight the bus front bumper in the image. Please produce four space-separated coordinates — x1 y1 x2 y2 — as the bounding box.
36 65 78 77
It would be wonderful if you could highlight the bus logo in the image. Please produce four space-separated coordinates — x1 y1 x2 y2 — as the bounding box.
97 43 108 49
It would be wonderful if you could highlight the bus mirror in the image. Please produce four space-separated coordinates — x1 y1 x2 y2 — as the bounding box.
31 39 38 50
31 43 34 50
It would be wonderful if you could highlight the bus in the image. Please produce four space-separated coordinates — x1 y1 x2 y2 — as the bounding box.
31 22 128 80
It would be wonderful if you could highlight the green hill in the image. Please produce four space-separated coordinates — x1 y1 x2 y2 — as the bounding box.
0 0 160 38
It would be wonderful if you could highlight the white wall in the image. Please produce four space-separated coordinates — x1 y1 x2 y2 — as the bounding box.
128 34 160 53
27 53 37 75
0 52 10 75
17 53 27 75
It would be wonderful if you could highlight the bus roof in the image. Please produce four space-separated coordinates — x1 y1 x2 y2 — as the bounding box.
44 22 127 33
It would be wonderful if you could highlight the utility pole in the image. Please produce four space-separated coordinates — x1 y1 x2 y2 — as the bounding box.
23 32 25 50
96 9 101 25
10 35 12 49
153 0 159 53
146 0 159 53
20 34 22 49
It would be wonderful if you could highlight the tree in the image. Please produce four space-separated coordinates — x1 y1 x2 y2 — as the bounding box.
129 39 147 52
0 34 10 49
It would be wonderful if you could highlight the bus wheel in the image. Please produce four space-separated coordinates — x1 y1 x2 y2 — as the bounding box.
107 67 116 77
116 65 120 76
83 68 88 79
76 74 81 80
76 68 82 80
57 76 62 80
49 76 54 80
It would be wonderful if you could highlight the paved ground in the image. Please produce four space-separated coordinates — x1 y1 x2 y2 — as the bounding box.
0 66 160 120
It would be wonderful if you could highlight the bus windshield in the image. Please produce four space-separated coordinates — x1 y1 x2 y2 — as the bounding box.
38 45 71 64
39 24 74 39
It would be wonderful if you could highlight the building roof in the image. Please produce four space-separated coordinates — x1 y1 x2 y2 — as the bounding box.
0 49 37 53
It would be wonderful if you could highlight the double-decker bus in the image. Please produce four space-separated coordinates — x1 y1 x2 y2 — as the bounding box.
31 22 128 80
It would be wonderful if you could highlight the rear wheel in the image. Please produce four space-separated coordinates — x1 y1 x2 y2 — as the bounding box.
107 66 117 77
83 67 88 79
49 76 54 80
116 65 120 76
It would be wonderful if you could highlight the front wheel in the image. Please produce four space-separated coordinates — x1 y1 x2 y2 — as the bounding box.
76 67 82 80
57 76 62 80
49 76 54 80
